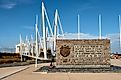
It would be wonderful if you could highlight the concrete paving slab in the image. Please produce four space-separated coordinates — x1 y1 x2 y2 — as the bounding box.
0 66 29 79
1 59 121 80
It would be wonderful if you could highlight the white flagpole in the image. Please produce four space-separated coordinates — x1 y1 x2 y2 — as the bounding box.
78 14 80 39
35 15 38 68
119 15 121 52
99 14 102 39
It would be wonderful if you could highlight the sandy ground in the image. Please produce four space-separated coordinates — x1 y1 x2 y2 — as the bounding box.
1 59 121 80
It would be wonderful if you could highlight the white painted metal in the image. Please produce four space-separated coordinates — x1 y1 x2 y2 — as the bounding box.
42 2 47 59
35 15 38 68
43 4 53 36
58 12 64 37
53 9 58 53
17 2 64 61
22 54 51 60
25 35 30 55
119 15 121 50
30 35 34 56
38 31 43 49
99 14 102 39
46 27 49 38
53 9 64 55
26 35 28 42
78 14 80 39
20 34 23 62
46 27 49 50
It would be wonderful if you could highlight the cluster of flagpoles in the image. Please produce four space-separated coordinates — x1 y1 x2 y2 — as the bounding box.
77 14 121 53
77 14 102 39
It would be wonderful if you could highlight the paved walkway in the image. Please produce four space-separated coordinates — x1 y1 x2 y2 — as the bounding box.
111 59 121 66
0 66 29 79
1 59 121 80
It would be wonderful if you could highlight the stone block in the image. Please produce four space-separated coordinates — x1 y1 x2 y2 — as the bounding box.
56 39 111 68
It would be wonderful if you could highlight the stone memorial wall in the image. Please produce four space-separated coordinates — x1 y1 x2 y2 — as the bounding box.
56 39 111 68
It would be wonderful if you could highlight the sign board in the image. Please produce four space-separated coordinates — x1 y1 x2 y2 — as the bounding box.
56 39 111 68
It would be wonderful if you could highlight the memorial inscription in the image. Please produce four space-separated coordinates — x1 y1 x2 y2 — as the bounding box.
73 45 103 57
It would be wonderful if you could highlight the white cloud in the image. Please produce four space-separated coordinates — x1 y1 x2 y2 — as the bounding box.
79 3 94 12
106 33 119 43
0 3 16 9
16 0 33 4
0 0 33 9
106 33 121 53
58 32 120 53
58 32 106 39
23 26 34 30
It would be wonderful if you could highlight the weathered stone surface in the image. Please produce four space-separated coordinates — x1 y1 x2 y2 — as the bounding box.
56 39 111 68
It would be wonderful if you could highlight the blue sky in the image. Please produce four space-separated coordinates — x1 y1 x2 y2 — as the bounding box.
0 0 121 52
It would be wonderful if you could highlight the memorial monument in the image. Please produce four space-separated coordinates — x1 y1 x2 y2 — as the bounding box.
56 39 111 68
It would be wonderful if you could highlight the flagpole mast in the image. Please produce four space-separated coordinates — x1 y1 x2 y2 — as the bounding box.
78 14 80 39
35 15 38 68
99 14 102 39
119 15 121 52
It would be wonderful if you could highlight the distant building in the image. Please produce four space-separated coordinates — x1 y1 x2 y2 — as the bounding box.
16 44 20 53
